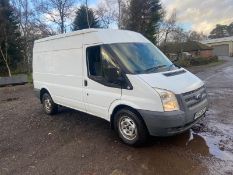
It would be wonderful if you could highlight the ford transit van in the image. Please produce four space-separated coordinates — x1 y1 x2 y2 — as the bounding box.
33 29 208 146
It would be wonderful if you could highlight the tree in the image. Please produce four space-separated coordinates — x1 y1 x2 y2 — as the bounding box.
209 22 233 39
162 10 176 44
95 0 118 28
156 10 176 52
73 5 100 30
117 0 130 29
119 0 130 29
95 0 130 29
0 0 23 76
155 9 176 46
228 22 233 36
11 0 55 73
171 27 188 43
187 31 207 41
209 24 229 39
34 0 75 33
124 0 163 44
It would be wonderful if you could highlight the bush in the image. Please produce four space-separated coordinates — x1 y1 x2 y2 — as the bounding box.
175 56 218 67
175 58 191 67
190 56 218 66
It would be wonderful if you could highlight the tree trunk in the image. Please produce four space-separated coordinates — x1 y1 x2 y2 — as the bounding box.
0 47 12 77
85 0 90 28
60 10 64 33
163 31 169 53
61 23 64 33
118 0 121 29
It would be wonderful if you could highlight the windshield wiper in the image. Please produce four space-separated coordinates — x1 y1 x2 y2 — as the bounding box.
168 64 174 71
144 65 167 73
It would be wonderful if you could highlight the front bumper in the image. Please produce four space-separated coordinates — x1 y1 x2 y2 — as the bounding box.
138 98 208 136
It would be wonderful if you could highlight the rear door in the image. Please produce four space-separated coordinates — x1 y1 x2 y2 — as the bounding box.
83 44 122 120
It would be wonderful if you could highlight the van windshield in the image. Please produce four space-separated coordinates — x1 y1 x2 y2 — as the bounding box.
108 43 175 74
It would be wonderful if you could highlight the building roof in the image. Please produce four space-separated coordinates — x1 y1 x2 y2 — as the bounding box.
160 41 212 54
202 36 233 44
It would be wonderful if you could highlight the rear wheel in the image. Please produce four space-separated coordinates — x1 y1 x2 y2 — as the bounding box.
114 108 148 146
42 93 58 115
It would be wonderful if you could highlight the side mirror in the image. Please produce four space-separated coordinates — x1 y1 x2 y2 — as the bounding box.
106 67 122 83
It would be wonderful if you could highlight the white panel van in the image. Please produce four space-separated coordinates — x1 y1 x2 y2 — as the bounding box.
33 29 208 146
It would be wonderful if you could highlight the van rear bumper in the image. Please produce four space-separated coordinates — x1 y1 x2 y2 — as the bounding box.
138 99 208 136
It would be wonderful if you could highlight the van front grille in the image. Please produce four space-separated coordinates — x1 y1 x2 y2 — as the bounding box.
182 86 207 109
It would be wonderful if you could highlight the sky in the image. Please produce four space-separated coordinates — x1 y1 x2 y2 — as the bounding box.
88 0 233 35
44 0 233 34
161 0 233 34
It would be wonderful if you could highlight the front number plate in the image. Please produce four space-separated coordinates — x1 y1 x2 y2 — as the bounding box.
194 107 207 120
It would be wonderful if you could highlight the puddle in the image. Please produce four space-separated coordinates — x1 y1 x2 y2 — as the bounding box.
181 130 210 156
188 129 233 162
198 133 233 161
189 106 233 174
190 113 233 162
166 126 233 174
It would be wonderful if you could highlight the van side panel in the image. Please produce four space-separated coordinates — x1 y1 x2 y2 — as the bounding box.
33 34 85 112
34 34 83 52
121 75 164 111
107 75 163 120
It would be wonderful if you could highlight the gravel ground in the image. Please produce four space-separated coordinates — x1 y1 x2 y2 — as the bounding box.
0 57 233 175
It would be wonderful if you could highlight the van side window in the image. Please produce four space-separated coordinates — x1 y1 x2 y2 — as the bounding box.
86 45 120 86
101 47 119 80
87 46 102 76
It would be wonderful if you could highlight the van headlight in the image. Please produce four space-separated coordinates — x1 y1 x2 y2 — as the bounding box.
155 88 179 112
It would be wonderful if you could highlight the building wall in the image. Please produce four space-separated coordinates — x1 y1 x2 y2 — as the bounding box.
200 50 214 58
189 50 213 58
230 42 233 57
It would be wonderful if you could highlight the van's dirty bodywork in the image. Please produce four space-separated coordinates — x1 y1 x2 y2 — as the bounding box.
33 29 208 145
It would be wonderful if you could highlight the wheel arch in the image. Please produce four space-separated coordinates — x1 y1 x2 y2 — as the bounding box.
110 103 147 131
39 88 51 103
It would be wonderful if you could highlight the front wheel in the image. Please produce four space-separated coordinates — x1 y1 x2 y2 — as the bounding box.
42 93 58 115
114 109 148 146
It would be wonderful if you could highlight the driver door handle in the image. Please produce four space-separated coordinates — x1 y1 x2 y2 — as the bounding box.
84 80 88 87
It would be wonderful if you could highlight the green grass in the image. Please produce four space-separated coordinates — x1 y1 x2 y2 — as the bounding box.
27 73 33 84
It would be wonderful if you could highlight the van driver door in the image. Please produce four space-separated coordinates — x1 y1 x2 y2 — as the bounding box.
83 44 122 120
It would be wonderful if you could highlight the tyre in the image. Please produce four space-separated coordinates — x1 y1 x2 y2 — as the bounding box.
114 108 148 146
42 93 58 115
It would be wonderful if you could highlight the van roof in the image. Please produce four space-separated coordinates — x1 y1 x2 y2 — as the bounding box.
35 28 99 43
35 28 146 44
34 29 150 53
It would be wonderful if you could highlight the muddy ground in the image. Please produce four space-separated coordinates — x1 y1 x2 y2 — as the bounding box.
0 57 233 175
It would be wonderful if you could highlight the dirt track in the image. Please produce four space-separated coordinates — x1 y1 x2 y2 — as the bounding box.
0 57 233 175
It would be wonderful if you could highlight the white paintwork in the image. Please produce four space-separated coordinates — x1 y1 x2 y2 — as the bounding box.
82 43 121 118
138 68 204 94
33 29 204 122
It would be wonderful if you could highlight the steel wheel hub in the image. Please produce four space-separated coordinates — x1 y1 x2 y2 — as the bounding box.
44 98 52 111
119 116 137 140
